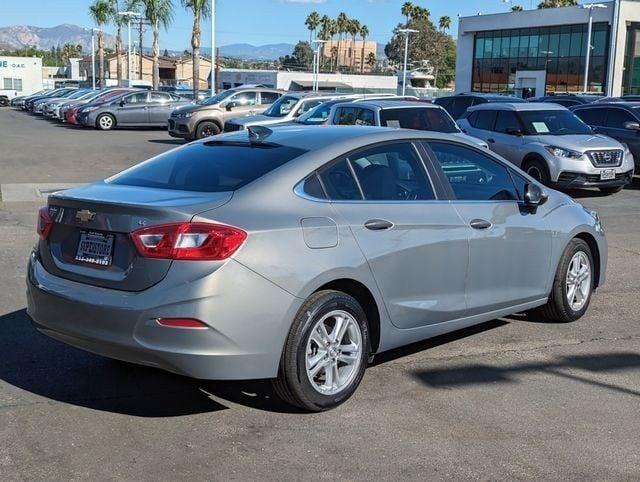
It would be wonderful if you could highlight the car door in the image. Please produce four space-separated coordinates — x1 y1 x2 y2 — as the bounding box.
221 91 258 121
319 141 469 329
115 91 149 125
485 110 526 164
599 107 640 164
147 92 175 125
425 140 552 315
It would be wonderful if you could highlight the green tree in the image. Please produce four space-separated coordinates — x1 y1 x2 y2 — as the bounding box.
141 0 174 89
348 19 360 71
438 16 451 32
365 52 376 72
360 24 369 73
89 0 111 87
182 0 210 98
537 0 577 8
512 5 524 11
280 41 314 71
336 12 348 68
305 11 320 44
401 2 414 26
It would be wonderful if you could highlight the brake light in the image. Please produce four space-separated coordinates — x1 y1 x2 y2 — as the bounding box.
130 222 247 260
157 318 208 329
37 206 53 240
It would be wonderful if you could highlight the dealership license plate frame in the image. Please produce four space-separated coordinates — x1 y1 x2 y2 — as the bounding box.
75 230 115 266
600 169 616 181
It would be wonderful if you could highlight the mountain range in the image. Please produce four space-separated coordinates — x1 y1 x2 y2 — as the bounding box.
0 24 386 61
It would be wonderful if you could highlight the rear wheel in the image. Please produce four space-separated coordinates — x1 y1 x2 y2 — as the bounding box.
0 97 9 107
539 238 594 322
273 290 369 412
523 158 551 186
96 113 115 131
599 185 624 194
195 121 220 139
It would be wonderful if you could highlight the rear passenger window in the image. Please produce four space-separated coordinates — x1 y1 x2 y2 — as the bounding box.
469 110 497 130
604 108 636 128
427 142 519 201
348 143 434 201
318 160 361 200
494 111 522 134
302 173 326 199
260 92 280 105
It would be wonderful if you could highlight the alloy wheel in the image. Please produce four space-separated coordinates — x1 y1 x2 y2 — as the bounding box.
565 251 592 311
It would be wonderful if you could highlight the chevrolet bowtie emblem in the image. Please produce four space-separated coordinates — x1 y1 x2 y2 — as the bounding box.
75 209 96 222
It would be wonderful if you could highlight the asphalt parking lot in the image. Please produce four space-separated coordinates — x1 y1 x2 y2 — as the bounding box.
1 108 639 480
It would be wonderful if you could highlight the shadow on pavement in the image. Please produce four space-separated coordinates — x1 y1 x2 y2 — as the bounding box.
0 308 302 416
412 351 640 397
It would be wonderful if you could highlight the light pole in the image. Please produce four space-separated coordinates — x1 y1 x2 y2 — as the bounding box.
118 11 142 87
312 39 327 92
91 29 96 89
398 28 418 96
211 0 216 93
581 3 607 93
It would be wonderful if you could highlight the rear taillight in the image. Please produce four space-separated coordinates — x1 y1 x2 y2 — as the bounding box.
37 206 53 240
130 222 247 260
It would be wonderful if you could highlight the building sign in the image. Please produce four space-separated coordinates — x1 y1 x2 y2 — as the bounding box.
0 60 26 68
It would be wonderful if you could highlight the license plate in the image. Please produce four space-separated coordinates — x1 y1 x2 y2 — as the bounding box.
75 231 114 266
600 169 616 180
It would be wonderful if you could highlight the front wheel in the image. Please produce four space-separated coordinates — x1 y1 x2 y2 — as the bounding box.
195 121 220 139
96 113 115 131
273 290 369 412
539 238 594 322
523 158 551 186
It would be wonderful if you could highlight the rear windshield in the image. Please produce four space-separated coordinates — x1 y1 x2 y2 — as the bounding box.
380 107 459 133
107 141 307 192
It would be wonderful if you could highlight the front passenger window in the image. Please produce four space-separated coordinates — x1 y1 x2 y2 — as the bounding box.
427 142 519 201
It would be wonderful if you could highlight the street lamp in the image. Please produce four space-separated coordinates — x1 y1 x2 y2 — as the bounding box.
311 39 327 92
211 0 216 93
117 11 142 87
581 3 607 93
90 28 101 90
398 28 418 96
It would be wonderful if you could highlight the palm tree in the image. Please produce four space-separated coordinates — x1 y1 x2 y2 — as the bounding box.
439 16 451 32
359 24 369 73
413 6 430 20
141 0 174 89
348 19 360 71
336 12 348 69
182 0 210 99
89 0 110 87
365 52 376 72
305 11 320 44
318 14 332 71
401 2 414 26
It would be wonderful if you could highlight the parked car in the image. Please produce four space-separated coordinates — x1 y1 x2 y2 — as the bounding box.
64 89 133 124
33 89 83 115
10 89 49 107
27 125 606 411
41 89 94 117
77 90 191 130
528 94 601 108
168 86 283 140
457 102 634 193
24 88 77 112
571 102 640 172
434 92 526 119
223 92 350 132
326 100 489 148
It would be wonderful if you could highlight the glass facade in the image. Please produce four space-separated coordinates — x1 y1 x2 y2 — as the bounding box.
472 23 610 95
623 23 640 95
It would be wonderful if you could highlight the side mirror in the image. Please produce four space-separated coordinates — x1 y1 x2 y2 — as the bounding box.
624 121 640 131
119 99 125 107
225 101 236 112
505 127 523 136
523 182 548 213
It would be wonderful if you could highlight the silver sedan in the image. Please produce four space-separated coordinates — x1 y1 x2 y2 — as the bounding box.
27 126 606 411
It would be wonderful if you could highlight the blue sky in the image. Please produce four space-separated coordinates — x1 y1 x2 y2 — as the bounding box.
3 0 572 50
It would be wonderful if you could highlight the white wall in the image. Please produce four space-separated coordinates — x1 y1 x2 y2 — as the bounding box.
0 56 43 97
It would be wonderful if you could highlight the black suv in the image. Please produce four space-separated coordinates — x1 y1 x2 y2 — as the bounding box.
571 102 640 172
434 93 525 120
529 94 601 108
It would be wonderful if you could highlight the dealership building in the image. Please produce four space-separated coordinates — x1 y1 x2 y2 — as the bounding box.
0 56 43 97
456 1 640 97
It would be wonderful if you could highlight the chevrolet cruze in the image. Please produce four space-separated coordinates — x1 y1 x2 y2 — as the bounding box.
27 126 607 411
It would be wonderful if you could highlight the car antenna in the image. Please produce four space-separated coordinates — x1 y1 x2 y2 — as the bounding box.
247 125 273 144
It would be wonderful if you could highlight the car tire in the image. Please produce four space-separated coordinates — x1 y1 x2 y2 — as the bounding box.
599 185 624 194
0 97 8 107
273 290 370 412
538 238 594 323
195 121 220 139
523 158 551 185
96 113 116 131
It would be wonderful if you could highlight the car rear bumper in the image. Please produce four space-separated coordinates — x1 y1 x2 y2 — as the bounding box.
555 170 633 189
26 252 300 380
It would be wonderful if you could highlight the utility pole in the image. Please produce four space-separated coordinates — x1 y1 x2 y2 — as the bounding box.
133 17 151 82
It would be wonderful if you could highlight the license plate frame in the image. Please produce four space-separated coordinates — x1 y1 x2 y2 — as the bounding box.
600 169 616 181
75 231 115 266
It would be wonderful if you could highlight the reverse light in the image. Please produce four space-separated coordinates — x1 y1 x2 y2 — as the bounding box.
130 222 247 260
37 206 53 240
156 318 209 329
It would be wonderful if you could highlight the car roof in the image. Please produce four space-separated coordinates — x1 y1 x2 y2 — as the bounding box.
572 101 640 109
282 92 349 100
448 93 524 101
331 100 440 110
468 101 567 112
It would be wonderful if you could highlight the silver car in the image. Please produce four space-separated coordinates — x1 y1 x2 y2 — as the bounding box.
458 103 635 194
27 126 606 411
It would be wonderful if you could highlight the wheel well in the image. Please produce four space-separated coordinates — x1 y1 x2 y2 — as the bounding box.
316 279 381 353
523 153 547 168
575 233 601 289
196 118 222 132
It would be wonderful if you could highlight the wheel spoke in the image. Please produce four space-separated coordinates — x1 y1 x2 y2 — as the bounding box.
566 283 577 306
323 361 334 389
307 350 326 371
338 352 359 364
310 330 327 349
309 357 328 379
331 314 345 343
334 316 350 344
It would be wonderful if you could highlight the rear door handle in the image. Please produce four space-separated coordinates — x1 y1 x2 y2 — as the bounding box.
364 219 394 231
487 138 496 143
470 218 492 230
